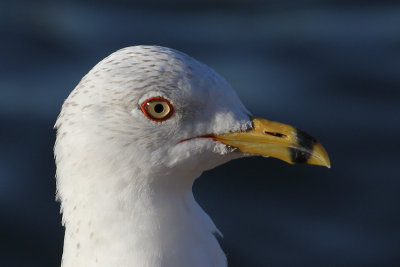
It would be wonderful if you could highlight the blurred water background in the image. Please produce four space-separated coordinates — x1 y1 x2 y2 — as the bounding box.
1 0 399 266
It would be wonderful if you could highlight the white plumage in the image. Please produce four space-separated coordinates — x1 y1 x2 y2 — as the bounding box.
55 45 330 267
55 46 250 267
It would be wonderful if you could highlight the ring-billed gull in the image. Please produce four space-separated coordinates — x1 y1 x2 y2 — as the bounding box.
54 45 330 267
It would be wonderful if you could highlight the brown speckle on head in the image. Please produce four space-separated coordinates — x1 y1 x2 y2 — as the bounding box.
82 104 93 111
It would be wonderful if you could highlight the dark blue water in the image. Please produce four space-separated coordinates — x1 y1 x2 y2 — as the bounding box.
1 1 399 266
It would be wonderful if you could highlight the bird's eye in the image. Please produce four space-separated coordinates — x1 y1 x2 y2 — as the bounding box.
140 97 174 122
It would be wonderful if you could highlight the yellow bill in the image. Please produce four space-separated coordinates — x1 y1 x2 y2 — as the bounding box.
212 117 330 168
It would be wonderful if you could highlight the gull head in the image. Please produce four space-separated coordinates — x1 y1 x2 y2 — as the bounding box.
54 45 330 267
56 46 252 186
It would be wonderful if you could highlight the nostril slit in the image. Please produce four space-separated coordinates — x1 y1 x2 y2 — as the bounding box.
263 130 286 138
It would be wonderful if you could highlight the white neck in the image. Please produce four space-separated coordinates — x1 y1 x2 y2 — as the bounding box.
59 169 226 267
55 109 230 267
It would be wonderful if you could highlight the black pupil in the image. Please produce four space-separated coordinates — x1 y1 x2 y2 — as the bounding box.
154 103 164 113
